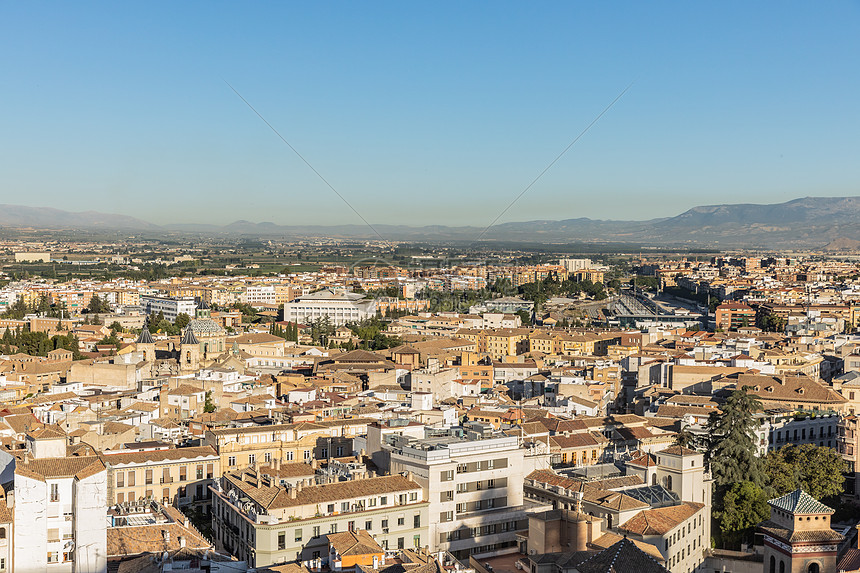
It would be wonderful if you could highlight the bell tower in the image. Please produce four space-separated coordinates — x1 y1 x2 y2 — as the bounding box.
179 327 200 372
759 489 843 573
135 326 156 362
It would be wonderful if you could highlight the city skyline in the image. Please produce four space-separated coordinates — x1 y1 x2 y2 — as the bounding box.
3 2 859 226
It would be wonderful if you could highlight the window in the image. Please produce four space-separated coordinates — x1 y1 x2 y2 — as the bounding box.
278 532 286 550
457 463 467 474
128 471 136 486
380 496 388 505
366 520 373 530
197 465 204 479
48 529 60 542
413 535 421 547
348 521 355 531
47 552 59 564
342 502 350 512
409 492 418 501
265 452 272 463
295 529 303 542
330 524 338 534
369 497 377 507
313 526 321 537
0 527 6 540
207 463 214 479
398 517 405 526
440 470 454 482
397 537 405 549
442 491 454 502
382 519 389 529
328 504 335 513
0 557 5 571
303 450 310 460
248 455 256 465
228 456 236 467
286 451 294 461
145 469 153 485
180 466 187 481
414 514 421 528
50 483 59 502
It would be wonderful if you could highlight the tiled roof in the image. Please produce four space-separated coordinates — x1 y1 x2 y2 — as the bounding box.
99 446 217 466
767 489 834 515
225 472 420 511
328 529 383 556
758 521 844 543
107 521 211 556
16 455 105 481
658 445 698 456
589 532 664 562
574 538 669 573
619 502 705 536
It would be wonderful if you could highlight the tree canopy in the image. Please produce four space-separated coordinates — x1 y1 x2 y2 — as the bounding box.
706 387 765 490
764 443 847 502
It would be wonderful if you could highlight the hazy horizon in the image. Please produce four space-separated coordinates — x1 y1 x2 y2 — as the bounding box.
3 2 859 227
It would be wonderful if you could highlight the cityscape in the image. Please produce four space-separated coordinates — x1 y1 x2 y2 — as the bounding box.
3 3 860 573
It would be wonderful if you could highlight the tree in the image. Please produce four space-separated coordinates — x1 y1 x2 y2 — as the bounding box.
109 321 123 333
175 313 191 330
764 444 848 502
706 387 765 490
717 481 770 546
87 294 110 314
204 391 216 413
516 309 531 325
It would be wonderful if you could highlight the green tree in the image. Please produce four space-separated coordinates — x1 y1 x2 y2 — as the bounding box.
204 391 216 413
717 481 770 546
706 387 765 490
764 444 848 502
109 321 123 333
175 313 191 330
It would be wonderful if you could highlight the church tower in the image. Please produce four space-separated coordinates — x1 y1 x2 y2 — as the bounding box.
135 327 156 362
759 489 843 573
179 327 200 372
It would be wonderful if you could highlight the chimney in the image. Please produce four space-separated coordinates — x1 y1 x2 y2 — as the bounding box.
406 471 414 482
290 485 297 499
275 458 282 471
179 535 186 548
311 459 318 469
297 481 303 493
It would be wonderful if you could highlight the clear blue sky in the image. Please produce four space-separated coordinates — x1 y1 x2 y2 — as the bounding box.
2 2 859 227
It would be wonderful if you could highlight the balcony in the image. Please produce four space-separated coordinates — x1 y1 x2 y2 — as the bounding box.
160 477 174 484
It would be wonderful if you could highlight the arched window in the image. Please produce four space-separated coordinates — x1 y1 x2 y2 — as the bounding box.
779 560 785 573
808 563 820 573
651 474 657 486
0 527 5 539
769 556 775 573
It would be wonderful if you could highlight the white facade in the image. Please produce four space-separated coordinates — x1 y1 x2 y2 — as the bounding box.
282 289 376 326
13 458 107 573
387 434 529 559
140 295 197 323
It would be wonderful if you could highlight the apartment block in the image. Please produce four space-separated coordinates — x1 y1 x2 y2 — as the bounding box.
211 466 428 568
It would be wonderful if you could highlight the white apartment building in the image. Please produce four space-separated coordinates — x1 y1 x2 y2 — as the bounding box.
385 427 538 560
10 431 107 573
282 289 376 326
140 295 197 323
559 258 593 272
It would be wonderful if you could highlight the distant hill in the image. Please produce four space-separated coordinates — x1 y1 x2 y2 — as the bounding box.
0 204 157 231
2 196 860 249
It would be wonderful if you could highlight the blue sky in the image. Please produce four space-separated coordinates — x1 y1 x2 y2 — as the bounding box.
2 2 859 226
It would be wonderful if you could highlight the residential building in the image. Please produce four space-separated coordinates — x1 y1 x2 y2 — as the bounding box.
211 466 427 568
101 445 220 511
385 427 537 559
12 453 107 573
140 295 198 323
282 290 377 327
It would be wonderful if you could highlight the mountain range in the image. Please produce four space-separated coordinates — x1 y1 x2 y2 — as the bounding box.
2 196 860 249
